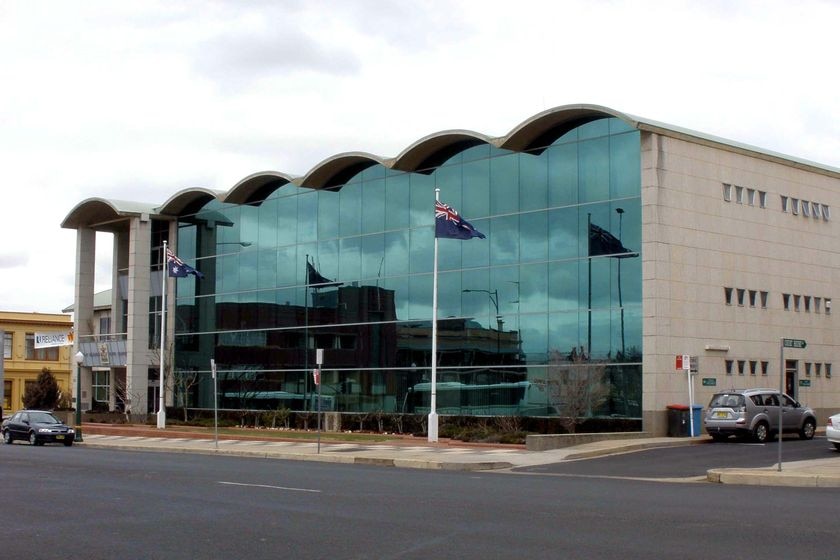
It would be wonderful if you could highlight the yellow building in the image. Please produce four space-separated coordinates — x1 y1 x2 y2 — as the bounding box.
1 311 73 416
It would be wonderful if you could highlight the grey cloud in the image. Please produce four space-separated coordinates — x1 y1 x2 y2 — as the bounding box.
193 25 361 87
320 0 473 50
0 252 29 269
188 0 472 88
204 0 471 51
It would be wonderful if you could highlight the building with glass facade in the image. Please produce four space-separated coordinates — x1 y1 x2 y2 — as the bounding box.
62 104 840 434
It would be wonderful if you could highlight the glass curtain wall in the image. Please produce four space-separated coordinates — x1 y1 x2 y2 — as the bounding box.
173 118 642 418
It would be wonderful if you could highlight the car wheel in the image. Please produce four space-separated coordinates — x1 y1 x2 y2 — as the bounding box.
834 443 840 451
2 430 12 444
711 434 728 442
799 419 816 440
753 422 769 443
63 439 73 447
29 432 41 446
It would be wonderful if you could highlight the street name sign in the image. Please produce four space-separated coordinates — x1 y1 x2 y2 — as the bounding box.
782 338 806 349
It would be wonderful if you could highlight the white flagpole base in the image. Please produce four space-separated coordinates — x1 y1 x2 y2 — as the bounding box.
157 408 166 429
427 412 438 443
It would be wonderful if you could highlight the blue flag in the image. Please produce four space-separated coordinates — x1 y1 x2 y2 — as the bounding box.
588 223 637 258
435 201 485 240
307 260 342 288
167 247 204 279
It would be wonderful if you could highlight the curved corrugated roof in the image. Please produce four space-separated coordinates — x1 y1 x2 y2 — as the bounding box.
61 198 158 231
391 130 495 174
499 104 637 152
63 104 840 230
156 187 224 216
299 152 387 189
223 171 296 204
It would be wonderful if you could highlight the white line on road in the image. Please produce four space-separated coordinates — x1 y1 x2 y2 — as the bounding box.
217 481 321 493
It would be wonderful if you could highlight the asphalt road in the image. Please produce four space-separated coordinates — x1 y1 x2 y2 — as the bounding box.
2 443 839 560
516 436 838 477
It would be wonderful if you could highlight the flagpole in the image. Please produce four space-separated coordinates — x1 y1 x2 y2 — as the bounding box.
158 240 167 429
304 254 310 412
587 213 592 358
429 188 440 442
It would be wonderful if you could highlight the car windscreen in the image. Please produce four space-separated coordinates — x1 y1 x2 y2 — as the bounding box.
709 394 745 408
28 412 60 424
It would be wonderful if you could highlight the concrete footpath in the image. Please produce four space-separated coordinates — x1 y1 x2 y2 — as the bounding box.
76 424 840 487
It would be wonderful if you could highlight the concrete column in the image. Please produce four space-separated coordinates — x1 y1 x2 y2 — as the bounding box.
125 216 152 415
112 230 129 334
74 228 96 411
640 131 665 435
109 230 129 412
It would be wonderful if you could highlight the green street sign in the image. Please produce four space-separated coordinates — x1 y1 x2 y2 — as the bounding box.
702 378 717 386
782 338 807 349
799 379 811 387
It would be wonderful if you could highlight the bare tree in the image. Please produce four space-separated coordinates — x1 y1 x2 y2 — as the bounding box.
172 368 201 422
269 405 291 429
494 415 523 434
297 411 314 430
145 340 174 422
392 412 406 434
113 374 147 423
543 349 610 433
373 409 386 433
220 367 263 427
351 411 370 432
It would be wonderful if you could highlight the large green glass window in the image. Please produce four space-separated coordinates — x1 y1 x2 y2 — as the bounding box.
173 118 642 420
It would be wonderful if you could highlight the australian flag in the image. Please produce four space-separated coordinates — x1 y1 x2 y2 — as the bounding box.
167 247 204 279
435 201 485 240
588 223 637 258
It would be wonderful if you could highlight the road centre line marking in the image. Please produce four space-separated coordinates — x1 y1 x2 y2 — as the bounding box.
218 481 321 493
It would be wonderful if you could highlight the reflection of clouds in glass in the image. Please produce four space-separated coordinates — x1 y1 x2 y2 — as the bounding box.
490 215 519 265
339 237 361 281
548 207 580 260
174 120 643 370
436 271 462 319
383 231 409 277
408 274 432 320
520 314 548 360
361 234 385 279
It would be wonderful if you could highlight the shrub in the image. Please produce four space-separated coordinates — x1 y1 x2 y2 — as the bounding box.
22 368 60 410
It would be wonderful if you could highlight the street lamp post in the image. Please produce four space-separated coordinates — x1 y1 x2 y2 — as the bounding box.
507 281 522 360
616 208 625 358
74 350 84 442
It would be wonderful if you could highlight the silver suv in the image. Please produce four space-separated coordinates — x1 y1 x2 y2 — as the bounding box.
704 388 817 443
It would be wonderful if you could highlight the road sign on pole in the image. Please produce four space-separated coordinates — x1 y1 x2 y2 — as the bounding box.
210 359 218 450
782 338 806 349
316 348 323 454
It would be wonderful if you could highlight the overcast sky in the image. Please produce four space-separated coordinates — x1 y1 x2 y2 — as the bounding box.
1 0 838 314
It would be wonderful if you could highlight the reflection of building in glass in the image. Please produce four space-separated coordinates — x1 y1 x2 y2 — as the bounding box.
63 104 840 434
175 283 530 415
